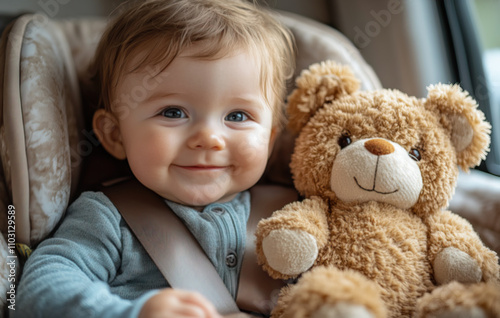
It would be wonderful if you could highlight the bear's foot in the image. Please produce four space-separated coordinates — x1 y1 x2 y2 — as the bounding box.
424 306 487 318
416 281 500 318
311 302 375 318
272 266 386 318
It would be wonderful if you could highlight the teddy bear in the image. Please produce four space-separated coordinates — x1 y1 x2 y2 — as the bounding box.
255 61 500 318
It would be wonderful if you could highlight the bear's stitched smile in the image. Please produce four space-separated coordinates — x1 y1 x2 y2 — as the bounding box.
353 157 399 195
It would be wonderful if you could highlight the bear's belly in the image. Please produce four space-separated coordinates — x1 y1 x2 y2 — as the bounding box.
319 203 433 316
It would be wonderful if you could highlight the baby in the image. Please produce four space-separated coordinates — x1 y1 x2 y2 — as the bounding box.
14 0 295 317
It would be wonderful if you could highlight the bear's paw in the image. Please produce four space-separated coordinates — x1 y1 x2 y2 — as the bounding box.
262 229 317 276
433 247 482 285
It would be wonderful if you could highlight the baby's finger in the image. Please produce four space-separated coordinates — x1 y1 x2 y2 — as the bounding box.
171 303 208 318
223 314 252 318
176 290 222 318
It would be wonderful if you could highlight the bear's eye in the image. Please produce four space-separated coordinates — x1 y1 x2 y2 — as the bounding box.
338 131 352 149
409 148 421 161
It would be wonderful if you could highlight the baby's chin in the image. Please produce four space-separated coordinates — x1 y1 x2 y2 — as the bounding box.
160 190 241 209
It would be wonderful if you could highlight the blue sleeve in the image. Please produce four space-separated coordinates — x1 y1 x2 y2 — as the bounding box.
12 192 157 318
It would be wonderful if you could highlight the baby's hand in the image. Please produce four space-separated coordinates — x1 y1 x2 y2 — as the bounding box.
139 289 223 318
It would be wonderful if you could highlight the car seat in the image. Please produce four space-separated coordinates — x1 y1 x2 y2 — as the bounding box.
0 10 382 315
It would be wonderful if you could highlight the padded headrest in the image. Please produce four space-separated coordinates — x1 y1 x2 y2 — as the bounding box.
1 14 84 246
0 12 381 247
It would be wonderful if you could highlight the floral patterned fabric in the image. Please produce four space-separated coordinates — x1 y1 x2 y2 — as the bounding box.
1 15 83 247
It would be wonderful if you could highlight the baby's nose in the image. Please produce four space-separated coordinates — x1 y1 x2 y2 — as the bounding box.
188 127 225 150
364 138 395 156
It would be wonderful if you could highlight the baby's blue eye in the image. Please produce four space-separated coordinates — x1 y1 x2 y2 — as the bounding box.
162 107 186 118
225 111 248 122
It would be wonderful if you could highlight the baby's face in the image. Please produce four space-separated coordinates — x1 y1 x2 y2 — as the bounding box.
112 49 276 206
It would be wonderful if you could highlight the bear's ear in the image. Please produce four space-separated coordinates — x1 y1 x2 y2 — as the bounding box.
425 83 491 171
287 61 360 133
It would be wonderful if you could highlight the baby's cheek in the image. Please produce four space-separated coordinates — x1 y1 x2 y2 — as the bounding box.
234 132 271 171
238 131 267 156
126 139 171 177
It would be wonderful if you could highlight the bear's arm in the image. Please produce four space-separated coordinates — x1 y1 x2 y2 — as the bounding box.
255 196 330 279
426 210 499 284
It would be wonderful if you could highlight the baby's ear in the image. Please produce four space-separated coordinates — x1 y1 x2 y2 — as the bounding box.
424 84 491 171
93 109 127 160
287 61 360 133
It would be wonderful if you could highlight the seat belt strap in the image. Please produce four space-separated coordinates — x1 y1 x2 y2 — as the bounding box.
237 185 298 315
103 178 241 315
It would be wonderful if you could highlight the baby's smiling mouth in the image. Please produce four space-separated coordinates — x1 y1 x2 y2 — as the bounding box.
180 165 224 170
172 164 228 171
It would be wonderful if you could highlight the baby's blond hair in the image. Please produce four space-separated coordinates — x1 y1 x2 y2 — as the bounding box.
92 0 296 128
